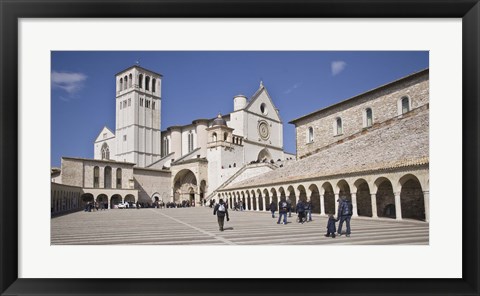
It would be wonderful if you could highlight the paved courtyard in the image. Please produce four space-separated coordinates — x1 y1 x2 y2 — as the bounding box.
51 207 429 245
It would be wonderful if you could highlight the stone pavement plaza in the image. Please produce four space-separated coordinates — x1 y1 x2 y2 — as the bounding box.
51 207 429 245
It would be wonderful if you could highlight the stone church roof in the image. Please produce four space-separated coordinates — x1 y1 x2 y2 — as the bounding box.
224 106 429 190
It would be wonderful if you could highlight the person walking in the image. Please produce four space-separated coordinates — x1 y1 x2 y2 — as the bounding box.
277 198 288 224
269 201 276 218
325 214 337 238
305 200 313 221
296 199 306 223
337 196 353 237
213 199 230 231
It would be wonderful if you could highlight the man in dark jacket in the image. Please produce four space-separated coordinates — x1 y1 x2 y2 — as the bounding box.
213 199 229 231
337 197 353 237
305 200 313 221
296 199 306 223
269 201 276 218
277 198 288 224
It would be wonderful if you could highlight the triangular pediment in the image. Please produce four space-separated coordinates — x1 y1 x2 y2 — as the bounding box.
244 85 281 122
94 126 115 143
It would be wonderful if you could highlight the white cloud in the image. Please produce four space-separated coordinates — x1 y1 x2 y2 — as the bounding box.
51 71 87 96
284 82 302 94
331 61 347 76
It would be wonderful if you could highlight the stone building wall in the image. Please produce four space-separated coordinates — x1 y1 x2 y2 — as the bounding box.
133 168 171 203
294 70 429 159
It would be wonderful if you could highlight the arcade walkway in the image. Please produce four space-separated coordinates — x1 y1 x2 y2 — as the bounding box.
51 207 428 245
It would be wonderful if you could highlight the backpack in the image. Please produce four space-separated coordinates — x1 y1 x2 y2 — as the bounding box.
218 203 226 212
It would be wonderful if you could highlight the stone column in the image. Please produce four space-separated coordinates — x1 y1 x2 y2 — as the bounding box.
262 196 266 211
320 194 325 216
351 192 358 217
256 196 260 211
371 194 378 218
394 192 402 220
334 193 340 216
423 191 429 222
108 196 111 209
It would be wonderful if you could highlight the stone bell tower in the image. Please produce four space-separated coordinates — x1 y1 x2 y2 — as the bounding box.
115 65 162 167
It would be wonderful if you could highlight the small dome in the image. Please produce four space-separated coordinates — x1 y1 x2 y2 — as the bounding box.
212 114 227 126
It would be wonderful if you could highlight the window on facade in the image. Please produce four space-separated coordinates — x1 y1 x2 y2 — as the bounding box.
152 78 156 92
366 108 373 127
119 78 123 91
101 143 110 160
336 118 343 135
188 132 194 153
124 75 128 90
139 74 143 89
212 132 217 142
104 166 112 189
166 138 169 154
129 74 132 87
123 135 127 141
152 102 155 110
140 98 143 107
308 127 314 143
120 102 122 109
124 101 127 108
145 76 150 91
128 98 131 106
401 97 410 114
93 166 99 188
224 132 228 141
116 168 122 189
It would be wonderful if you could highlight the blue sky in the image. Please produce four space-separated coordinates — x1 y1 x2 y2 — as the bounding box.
51 51 428 167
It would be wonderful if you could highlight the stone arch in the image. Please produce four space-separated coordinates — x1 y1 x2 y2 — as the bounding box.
354 178 372 217
286 185 297 207
297 185 307 202
263 188 270 210
96 194 108 207
278 187 286 200
81 193 94 205
173 169 197 204
199 180 206 207
399 174 425 221
308 184 321 214
336 179 352 201
270 188 278 205
256 189 263 211
374 177 396 218
321 182 335 215
152 192 162 204
110 194 122 208
125 194 135 206
251 190 257 211
257 148 272 162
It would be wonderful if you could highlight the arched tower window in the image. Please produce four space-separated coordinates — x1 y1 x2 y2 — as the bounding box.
224 132 228 141
124 75 128 90
119 78 123 91
116 168 122 189
308 127 314 143
401 96 410 114
335 117 343 135
129 74 132 87
93 166 99 188
145 76 150 91
365 108 373 127
139 74 143 89
104 166 112 189
212 132 217 142
152 78 156 92
101 143 110 160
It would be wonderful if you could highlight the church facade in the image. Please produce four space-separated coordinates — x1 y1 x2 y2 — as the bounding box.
51 65 294 215
216 69 429 222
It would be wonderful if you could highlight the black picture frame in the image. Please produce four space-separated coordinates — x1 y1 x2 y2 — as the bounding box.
1 1 478 295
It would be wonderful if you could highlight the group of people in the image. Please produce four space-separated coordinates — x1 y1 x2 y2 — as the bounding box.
84 201 108 212
211 196 353 238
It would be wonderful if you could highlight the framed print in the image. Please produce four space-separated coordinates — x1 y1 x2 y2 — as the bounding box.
1 0 479 295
